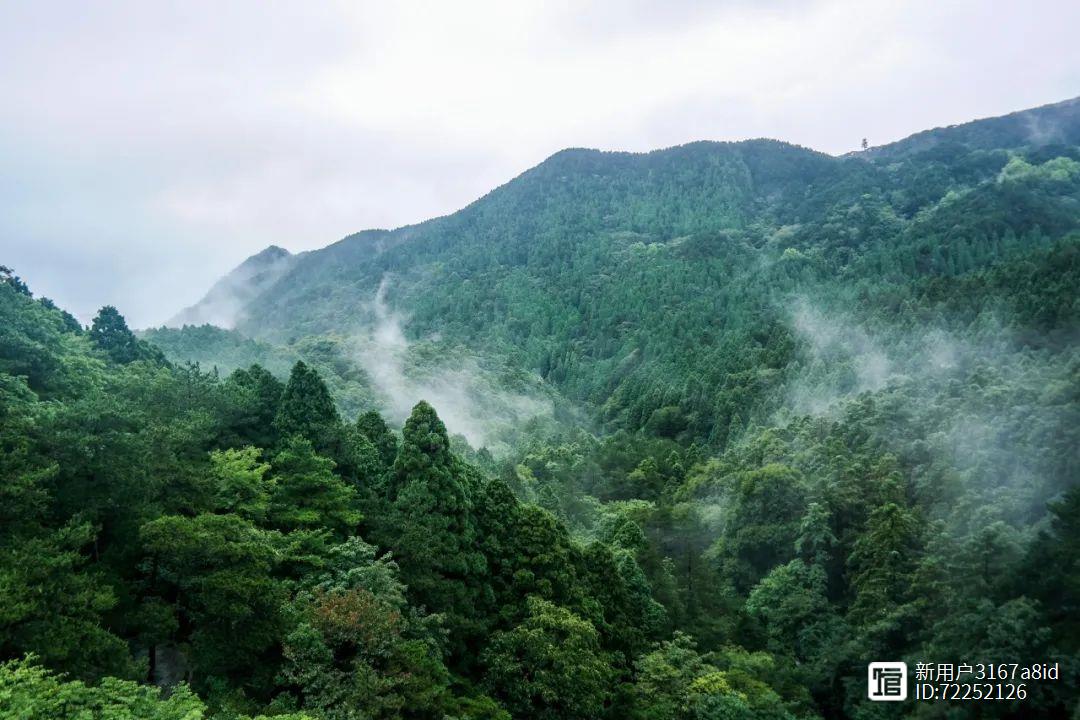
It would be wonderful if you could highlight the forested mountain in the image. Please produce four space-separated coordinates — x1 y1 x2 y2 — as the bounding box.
2 98 1079 719
166 97 1080 445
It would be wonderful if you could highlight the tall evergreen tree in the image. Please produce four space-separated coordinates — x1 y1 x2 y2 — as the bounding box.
224 364 284 448
273 361 340 448
385 402 486 657
356 409 399 469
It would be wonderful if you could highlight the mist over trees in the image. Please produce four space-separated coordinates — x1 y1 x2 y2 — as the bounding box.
2 98 1080 718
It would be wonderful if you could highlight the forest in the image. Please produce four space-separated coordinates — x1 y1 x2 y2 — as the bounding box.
1 98 1079 719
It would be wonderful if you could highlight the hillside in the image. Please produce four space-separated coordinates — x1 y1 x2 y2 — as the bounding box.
167 97 1080 444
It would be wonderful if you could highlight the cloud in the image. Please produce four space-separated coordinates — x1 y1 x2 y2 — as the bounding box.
1 0 1078 325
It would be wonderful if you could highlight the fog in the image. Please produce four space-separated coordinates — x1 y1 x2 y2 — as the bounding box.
779 297 1074 526
352 277 553 452
167 247 295 329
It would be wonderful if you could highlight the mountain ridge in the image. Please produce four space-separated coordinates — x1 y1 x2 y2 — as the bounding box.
163 96 1080 440
181 96 1080 322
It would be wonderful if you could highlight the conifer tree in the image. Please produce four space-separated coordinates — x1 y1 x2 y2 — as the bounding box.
224 364 284 448
355 409 399 469
386 402 486 655
273 361 340 449
89 306 163 364
269 436 360 537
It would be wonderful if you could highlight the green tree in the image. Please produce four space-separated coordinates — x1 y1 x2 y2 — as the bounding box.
356 409 399 469
90 306 163 364
0 656 312 719
711 464 807 591
278 538 452 720
223 364 284 448
383 403 486 647
140 513 287 694
274 361 340 449
209 446 274 521
269 437 360 537
482 597 613 720
0 523 135 681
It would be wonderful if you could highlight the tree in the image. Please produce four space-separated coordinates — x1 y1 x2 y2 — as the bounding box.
356 409 399 469
847 502 921 624
1025 486 1080 647
90 306 163 364
209 446 274 521
268 437 360 537
278 537 452 720
0 656 312 719
223 364 284 448
0 656 205 720
630 632 714 720
711 464 807 591
384 402 486 655
0 523 135 681
140 513 287 693
0 266 30 296
274 361 340 449
482 597 613 720
746 561 831 658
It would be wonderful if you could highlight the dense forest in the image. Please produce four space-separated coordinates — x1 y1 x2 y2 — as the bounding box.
2 98 1079 718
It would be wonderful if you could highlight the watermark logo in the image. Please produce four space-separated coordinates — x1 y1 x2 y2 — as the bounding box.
868 662 908 701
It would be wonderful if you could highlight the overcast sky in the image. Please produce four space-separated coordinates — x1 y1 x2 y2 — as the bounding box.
2 0 1078 327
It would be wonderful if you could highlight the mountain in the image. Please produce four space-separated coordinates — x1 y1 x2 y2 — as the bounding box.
865 95 1080 159
164 97 1080 443
167 244 295 328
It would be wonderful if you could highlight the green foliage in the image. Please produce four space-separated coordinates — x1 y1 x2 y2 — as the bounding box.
381 402 487 654
0 522 135 681
91 305 166 365
357 409 399 468
278 538 452 720
482 597 613 720
221 364 284 448
275 360 341 448
0 656 206 719
209 446 274 520
140 513 287 692
269 436 360 536
0 656 312 719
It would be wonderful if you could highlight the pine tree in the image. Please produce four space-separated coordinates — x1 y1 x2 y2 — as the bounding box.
224 364 284 448
269 436 360 537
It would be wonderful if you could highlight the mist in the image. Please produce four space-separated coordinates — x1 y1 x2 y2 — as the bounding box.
166 246 295 330
352 277 553 452
779 297 1075 526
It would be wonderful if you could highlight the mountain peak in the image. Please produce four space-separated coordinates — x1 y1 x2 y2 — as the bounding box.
166 245 296 329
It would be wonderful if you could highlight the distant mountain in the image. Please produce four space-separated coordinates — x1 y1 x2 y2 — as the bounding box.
167 244 295 328
865 96 1080 159
167 96 1080 440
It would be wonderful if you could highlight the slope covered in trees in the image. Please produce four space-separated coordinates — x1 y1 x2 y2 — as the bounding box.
170 97 1080 446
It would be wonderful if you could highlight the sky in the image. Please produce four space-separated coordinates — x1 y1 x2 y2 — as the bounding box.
2 0 1078 327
